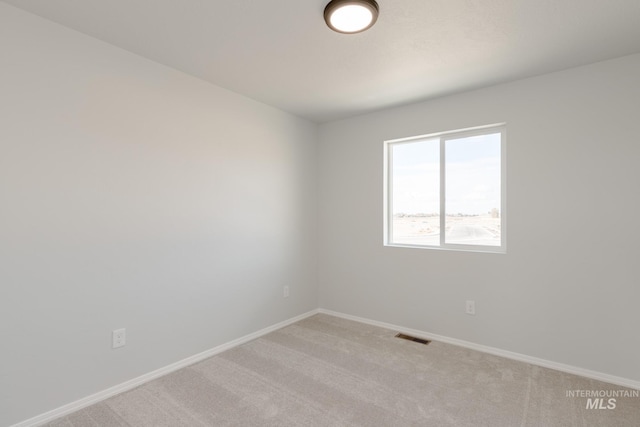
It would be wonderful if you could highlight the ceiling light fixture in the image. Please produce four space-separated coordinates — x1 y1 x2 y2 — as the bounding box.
324 0 379 34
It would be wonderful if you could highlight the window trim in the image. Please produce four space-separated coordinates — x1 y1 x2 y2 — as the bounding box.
383 124 507 253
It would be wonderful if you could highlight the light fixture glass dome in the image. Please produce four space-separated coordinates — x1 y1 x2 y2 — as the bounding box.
324 0 379 34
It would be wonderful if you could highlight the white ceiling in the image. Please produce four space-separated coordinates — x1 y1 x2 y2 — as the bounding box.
4 0 640 123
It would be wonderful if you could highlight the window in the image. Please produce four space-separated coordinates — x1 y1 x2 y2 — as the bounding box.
384 124 506 253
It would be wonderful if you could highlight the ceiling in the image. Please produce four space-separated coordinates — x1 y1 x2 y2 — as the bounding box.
4 0 640 123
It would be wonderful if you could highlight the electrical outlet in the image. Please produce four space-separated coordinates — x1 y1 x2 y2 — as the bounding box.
283 286 290 298
112 328 126 349
465 300 476 315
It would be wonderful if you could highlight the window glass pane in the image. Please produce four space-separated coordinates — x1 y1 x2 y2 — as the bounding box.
391 139 440 245
444 133 501 246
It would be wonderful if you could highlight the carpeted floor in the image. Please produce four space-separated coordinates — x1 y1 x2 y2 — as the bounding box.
47 314 639 426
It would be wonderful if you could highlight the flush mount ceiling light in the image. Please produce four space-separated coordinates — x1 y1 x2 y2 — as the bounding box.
324 0 379 34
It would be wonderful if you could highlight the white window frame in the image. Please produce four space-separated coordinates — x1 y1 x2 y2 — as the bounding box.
383 124 506 253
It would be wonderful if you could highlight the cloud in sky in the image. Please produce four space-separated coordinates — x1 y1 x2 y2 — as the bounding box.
391 133 501 215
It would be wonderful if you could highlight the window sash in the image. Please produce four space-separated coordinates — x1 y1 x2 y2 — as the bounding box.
384 124 506 253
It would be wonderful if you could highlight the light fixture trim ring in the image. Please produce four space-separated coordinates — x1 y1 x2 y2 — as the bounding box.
324 0 380 34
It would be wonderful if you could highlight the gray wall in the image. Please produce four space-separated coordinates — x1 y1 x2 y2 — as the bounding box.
0 4 317 425
318 54 640 384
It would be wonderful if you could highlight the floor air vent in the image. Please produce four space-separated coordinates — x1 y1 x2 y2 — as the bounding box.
395 333 431 345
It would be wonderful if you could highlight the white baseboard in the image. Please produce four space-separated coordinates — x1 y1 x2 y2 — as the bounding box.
12 309 320 427
318 308 640 391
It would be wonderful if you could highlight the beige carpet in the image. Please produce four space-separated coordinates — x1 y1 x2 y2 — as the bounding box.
47 314 639 426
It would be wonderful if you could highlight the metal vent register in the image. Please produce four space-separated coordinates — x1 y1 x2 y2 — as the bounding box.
395 333 431 345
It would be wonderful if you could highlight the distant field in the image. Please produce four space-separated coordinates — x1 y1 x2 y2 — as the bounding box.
392 214 501 246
